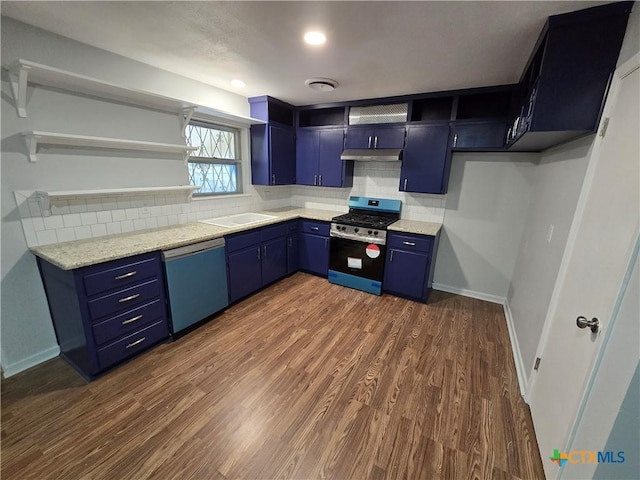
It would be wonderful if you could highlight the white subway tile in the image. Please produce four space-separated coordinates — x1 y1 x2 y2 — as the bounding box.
116 198 131 209
74 225 92 240
101 197 119 211
68 199 88 213
133 219 146 230
178 213 188 224
161 205 173 216
56 227 76 243
96 211 112 224
156 216 169 227
145 217 158 229
62 213 82 228
90 223 107 237
106 222 122 235
111 210 127 222
36 230 58 246
32 217 45 231
43 215 64 230
167 214 178 225
80 212 98 226
120 220 134 233
86 200 103 212
125 208 139 220
50 203 70 215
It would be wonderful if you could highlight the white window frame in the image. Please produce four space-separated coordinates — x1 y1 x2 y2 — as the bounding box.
186 120 243 197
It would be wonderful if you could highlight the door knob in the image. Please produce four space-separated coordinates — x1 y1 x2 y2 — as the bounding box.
576 316 599 333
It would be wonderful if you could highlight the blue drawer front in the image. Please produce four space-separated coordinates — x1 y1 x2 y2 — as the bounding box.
97 320 169 370
300 220 330 236
88 279 161 321
286 221 299 233
83 257 159 297
261 224 287 241
92 299 165 345
387 233 433 253
226 230 262 253
165 246 229 333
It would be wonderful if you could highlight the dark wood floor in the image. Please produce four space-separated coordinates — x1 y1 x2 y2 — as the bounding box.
1 273 544 479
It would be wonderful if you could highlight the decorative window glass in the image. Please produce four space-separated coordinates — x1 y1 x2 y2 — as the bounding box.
186 122 241 195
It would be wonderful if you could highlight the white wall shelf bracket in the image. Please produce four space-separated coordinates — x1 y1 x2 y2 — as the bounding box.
8 63 30 118
24 133 38 162
181 107 196 138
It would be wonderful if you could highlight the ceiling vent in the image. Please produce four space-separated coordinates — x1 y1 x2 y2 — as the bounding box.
305 78 338 92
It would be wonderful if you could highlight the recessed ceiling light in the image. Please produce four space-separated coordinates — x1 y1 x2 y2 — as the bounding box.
305 78 338 92
304 31 326 46
230 79 246 88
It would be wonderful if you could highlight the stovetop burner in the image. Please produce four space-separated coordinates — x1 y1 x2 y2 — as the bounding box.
332 210 399 229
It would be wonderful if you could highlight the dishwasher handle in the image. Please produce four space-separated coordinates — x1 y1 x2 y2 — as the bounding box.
162 238 225 261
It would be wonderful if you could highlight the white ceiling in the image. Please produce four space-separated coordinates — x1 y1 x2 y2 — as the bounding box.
1 1 611 106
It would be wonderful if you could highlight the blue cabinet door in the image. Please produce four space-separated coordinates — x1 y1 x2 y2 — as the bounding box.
287 234 299 275
318 128 350 187
383 248 429 302
295 129 319 186
299 233 329 277
261 236 287 285
399 124 452 194
345 125 405 149
270 125 296 185
227 246 262 303
250 124 270 185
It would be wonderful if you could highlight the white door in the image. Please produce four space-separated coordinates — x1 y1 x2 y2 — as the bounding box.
528 56 640 480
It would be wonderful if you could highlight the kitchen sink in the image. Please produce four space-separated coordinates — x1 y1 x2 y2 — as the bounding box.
199 212 278 228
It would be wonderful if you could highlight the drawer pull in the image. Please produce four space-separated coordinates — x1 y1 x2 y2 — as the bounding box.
118 294 140 303
125 337 146 349
311 227 319 231
122 314 143 325
114 271 137 280
403 241 416 246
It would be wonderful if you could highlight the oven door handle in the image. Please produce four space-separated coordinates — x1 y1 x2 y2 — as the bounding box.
329 229 386 245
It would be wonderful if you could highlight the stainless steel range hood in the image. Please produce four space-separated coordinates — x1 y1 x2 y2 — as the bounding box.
340 148 403 162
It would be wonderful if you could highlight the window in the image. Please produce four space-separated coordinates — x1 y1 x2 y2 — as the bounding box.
186 121 241 195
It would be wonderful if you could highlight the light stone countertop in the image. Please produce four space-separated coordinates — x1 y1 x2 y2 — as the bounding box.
30 207 343 270
388 219 442 236
30 207 442 270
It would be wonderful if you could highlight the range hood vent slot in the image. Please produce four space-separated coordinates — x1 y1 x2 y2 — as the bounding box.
348 103 408 125
341 148 402 162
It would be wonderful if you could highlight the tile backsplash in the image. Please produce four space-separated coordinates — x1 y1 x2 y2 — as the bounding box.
16 162 445 247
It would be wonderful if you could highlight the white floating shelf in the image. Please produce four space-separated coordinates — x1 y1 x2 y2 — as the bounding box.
5 59 265 128
22 131 198 163
35 186 199 215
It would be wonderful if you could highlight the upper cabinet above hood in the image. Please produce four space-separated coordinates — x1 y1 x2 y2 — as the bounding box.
340 149 402 162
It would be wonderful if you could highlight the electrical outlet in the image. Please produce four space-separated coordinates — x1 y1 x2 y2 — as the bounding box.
546 224 554 244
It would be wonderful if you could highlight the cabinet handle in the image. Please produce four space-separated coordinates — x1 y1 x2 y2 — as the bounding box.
311 227 319 231
118 293 140 303
368 136 372 148
453 133 458 148
314 175 317 186
403 241 416 246
126 337 146 349
115 271 137 280
325 238 329 249
122 314 143 325
263 245 267 257
319 175 322 185
257 247 261 260
271 173 276 185
390 250 394 262
403 178 408 191
374 136 378 148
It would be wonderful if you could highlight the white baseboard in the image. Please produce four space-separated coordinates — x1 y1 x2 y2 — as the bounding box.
1 345 60 378
431 283 506 304
503 299 529 401
432 283 529 402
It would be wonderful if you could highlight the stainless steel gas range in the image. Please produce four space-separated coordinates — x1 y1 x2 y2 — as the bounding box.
328 196 401 295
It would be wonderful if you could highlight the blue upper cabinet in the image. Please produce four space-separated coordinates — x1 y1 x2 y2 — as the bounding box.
345 125 406 150
296 128 353 187
399 124 452 195
249 96 296 185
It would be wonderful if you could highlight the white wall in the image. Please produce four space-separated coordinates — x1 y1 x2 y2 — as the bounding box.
617 2 639 67
0 18 289 376
506 137 592 377
432 152 538 302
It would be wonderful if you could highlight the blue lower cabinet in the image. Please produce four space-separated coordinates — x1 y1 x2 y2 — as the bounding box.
299 232 330 277
36 251 170 380
383 232 438 303
261 237 287 285
227 245 262 303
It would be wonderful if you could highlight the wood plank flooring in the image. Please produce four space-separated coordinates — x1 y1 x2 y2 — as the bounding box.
1 273 545 479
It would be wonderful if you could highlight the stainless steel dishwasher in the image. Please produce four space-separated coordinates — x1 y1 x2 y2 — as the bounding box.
162 238 229 335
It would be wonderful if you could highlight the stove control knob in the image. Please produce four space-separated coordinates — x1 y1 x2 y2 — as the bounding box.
368 230 372 235
354 228 359 233
341 226 346 231
373 231 379 236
